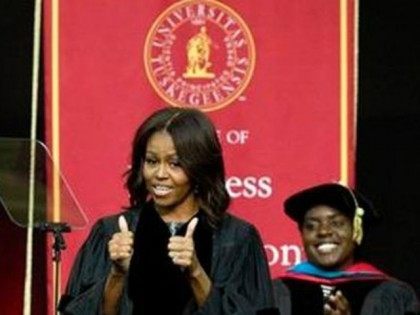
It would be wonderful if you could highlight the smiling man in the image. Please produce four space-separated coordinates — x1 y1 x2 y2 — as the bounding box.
273 183 419 315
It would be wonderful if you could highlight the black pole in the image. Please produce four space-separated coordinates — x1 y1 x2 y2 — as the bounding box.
38 223 71 314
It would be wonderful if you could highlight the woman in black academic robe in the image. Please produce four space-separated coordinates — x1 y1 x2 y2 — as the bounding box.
273 183 420 315
59 107 275 315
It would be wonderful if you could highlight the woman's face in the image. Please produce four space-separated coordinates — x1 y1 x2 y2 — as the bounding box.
142 131 197 214
301 205 356 270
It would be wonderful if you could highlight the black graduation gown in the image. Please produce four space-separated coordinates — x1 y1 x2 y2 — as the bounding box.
59 207 275 314
273 276 420 315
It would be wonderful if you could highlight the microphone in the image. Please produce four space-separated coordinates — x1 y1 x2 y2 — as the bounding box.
168 221 182 236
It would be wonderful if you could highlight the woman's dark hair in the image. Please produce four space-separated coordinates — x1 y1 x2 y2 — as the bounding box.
125 107 230 227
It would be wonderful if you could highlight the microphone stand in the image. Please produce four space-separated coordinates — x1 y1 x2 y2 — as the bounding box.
39 222 71 315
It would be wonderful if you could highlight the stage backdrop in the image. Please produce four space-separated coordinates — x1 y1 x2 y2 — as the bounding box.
44 0 356 312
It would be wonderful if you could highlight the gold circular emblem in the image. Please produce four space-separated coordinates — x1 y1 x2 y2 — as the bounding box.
144 0 256 112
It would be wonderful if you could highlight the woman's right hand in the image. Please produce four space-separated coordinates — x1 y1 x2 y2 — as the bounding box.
107 216 134 275
103 216 133 315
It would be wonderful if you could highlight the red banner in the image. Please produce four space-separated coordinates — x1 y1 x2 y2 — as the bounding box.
44 0 356 312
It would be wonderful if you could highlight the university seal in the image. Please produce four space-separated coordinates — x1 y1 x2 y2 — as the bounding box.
144 0 256 111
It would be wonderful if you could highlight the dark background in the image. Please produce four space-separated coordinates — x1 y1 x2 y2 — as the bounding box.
1 1 46 314
357 0 420 294
1 1 419 313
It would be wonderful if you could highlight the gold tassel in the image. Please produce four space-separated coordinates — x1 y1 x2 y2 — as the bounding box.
352 207 365 245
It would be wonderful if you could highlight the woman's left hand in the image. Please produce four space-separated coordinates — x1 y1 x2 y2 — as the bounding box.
324 290 351 315
168 218 212 306
167 218 202 276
